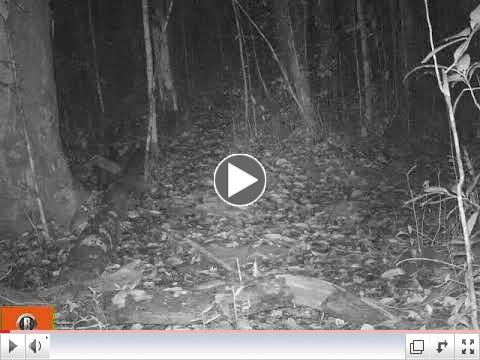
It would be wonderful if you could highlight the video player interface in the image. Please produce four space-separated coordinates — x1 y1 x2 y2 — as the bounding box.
0 330 479 359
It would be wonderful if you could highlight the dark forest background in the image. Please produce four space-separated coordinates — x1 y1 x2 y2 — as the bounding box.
52 0 480 168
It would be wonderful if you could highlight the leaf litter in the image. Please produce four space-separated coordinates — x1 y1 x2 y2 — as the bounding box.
1 108 461 330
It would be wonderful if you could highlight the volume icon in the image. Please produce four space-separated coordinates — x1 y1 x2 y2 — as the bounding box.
29 338 41 353
25 334 50 359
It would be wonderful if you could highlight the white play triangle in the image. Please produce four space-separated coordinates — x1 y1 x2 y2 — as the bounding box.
228 162 258 197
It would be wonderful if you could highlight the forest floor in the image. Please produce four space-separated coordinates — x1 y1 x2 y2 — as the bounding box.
0 99 469 330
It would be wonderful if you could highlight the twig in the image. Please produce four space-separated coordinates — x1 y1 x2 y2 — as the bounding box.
87 0 105 114
453 86 480 115
231 286 239 329
161 0 174 33
433 170 442 244
396 257 463 269
236 257 242 282
406 164 420 250
0 264 12 282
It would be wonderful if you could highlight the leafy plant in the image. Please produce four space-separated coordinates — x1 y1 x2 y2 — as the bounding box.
406 1 480 329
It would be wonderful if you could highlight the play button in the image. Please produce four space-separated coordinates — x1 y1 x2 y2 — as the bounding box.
9 340 17 353
1 334 25 359
228 163 258 197
214 154 266 206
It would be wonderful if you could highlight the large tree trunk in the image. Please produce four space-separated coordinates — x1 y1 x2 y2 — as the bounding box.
0 0 78 236
273 0 316 142
151 0 182 147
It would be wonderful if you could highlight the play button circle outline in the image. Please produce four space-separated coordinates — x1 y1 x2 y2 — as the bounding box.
214 154 266 207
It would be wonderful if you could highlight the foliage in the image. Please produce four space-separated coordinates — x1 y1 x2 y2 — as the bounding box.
404 2 480 329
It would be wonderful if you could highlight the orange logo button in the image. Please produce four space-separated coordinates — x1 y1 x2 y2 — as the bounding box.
1 306 54 330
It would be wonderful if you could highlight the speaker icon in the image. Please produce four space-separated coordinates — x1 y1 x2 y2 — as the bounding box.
25 334 50 358
29 338 41 354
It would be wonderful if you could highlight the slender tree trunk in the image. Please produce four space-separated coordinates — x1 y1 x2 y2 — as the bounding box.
180 0 191 99
356 0 373 137
232 0 249 135
142 0 158 179
0 0 78 235
312 0 334 132
87 0 105 115
152 0 177 111
273 0 316 142
353 2 363 133
389 0 399 111
151 0 180 146
301 0 308 67
399 0 414 134
215 7 226 77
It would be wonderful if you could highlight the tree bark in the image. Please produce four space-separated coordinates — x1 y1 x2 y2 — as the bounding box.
0 0 78 236
312 0 335 131
152 0 178 111
273 0 316 142
356 0 373 137
151 0 180 146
